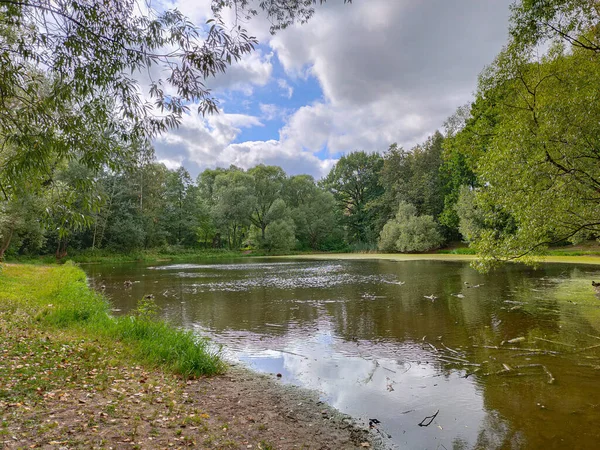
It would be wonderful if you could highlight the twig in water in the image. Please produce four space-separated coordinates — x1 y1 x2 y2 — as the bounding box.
277 349 309 359
441 343 462 355
462 368 481 378
427 342 438 352
363 360 380 384
473 345 560 355
533 337 575 347
513 364 555 384
575 343 600 353
418 410 439 427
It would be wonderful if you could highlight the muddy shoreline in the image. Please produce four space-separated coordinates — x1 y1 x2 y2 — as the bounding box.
2 358 376 449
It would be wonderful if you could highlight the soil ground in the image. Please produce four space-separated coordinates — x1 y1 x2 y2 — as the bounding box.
0 325 372 450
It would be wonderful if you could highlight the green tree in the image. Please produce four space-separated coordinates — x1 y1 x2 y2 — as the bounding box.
323 151 384 244
378 202 444 253
291 189 340 250
212 169 254 249
454 35 600 267
248 165 287 241
0 1 351 187
263 219 296 253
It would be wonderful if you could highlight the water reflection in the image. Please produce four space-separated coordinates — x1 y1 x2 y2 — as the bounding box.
86 259 600 449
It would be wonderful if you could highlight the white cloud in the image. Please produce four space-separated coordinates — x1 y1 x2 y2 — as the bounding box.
157 157 184 170
266 0 512 155
259 103 290 121
153 0 513 178
277 78 294 99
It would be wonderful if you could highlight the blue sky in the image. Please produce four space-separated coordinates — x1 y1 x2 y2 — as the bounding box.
153 0 513 179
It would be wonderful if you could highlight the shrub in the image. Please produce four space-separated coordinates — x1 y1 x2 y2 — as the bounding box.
378 201 444 253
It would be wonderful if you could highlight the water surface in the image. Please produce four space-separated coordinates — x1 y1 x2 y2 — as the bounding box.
85 258 600 449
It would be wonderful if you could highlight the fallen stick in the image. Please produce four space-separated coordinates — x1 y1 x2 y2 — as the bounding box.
418 410 439 427
577 363 600 369
513 364 555 384
437 354 471 363
363 360 379 384
510 351 560 357
462 368 481 378
482 369 526 377
574 343 600 353
437 357 481 367
277 349 309 359
441 343 462 356
473 345 560 355
427 342 439 352
533 337 575 347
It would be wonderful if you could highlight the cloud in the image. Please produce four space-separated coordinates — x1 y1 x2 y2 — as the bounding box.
153 0 513 178
266 0 512 153
277 79 294 99
259 103 290 121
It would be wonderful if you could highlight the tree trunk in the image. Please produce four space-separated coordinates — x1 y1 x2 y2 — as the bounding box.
0 226 14 260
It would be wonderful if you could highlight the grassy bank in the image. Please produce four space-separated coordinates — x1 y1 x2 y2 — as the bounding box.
4 248 326 265
282 252 600 266
4 248 248 265
0 263 224 379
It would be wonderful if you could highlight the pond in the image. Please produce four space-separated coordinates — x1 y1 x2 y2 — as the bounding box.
85 258 600 449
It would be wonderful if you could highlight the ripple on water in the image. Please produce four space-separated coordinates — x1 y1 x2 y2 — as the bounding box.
193 273 405 292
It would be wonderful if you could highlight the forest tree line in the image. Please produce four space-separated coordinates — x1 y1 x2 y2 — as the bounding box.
1 1 599 268
0 131 466 258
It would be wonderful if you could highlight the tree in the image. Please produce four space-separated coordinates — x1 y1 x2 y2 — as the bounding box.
291 188 340 250
248 165 287 241
509 0 599 53
212 169 254 249
438 108 478 238
283 174 317 208
452 33 600 268
164 167 198 245
380 133 445 218
0 1 352 186
378 202 444 253
323 151 384 244
263 218 296 252
454 186 485 243
0 187 46 259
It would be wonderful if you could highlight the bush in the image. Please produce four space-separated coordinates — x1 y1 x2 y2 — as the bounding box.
263 218 296 252
378 201 444 253
378 221 402 252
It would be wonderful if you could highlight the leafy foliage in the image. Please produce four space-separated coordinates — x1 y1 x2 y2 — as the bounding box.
378 202 444 253
322 151 384 244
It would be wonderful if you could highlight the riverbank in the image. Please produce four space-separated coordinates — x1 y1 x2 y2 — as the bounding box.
0 264 371 449
279 252 600 266
8 242 600 267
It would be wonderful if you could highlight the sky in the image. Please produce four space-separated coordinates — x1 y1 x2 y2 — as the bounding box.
153 0 513 179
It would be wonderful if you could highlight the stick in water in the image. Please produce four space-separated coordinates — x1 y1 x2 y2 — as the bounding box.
418 410 439 427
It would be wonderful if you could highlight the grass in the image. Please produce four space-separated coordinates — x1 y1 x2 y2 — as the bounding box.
4 247 328 265
280 251 600 266
5 247 247 265
0 262 225 379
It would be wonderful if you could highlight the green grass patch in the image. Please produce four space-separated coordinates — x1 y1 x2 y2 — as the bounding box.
0 262 225 378
5 248 246 265
436 247 478 255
